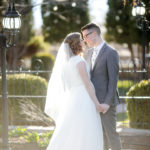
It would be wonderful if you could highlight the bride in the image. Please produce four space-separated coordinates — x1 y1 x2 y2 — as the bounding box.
44 32 104 150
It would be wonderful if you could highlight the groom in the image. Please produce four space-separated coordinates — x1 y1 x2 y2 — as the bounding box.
81 23 122 150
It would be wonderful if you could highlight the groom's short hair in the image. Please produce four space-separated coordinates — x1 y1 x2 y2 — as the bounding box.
81 23 101 35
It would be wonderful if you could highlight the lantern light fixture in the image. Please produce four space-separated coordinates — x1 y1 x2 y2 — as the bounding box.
132 1 146 17
2 3 21 31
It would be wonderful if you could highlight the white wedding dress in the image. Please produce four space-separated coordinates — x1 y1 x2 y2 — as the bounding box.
46 55 103 150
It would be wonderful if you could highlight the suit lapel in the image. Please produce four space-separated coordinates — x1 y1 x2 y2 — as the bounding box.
92 43 107 72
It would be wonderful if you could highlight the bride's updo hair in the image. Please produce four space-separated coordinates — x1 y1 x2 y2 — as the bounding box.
64 32 82 55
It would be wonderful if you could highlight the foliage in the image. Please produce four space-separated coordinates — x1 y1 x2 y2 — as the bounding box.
6 126 54 147
105 0 150 45
117 112 129 124
105 0 139 44
0 0 4 29
16 0 34 44
0 74 48 125
105 0 150 65
31 53 54 80
42 1 89 43
126 80 150 129
7 126 54 147
9 126 27 137
24 36 50 57
28 36 49 50
38 131 54 147
25 132 39 143
2 0 35 69
117 80 134 96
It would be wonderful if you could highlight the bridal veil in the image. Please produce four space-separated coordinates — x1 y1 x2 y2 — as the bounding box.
44 42 74 123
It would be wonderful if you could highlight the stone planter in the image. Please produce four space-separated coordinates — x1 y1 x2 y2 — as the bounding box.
119 128 150 150
10 142 46 150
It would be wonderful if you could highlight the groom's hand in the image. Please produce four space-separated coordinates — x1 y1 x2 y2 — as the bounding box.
96 103 104 113
101 104 110 114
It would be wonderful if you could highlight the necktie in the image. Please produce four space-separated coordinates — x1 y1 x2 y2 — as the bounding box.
91 48 98 69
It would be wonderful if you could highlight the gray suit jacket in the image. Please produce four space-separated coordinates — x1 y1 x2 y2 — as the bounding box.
88 43 120 106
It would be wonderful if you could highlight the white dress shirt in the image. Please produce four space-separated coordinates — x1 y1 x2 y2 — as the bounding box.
91 41 105 69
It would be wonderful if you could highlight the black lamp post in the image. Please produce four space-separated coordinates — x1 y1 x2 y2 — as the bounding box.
0 1 21 150
132 0 149 79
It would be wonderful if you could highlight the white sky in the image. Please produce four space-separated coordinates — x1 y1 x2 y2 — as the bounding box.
32 0 43 29
88 0 108 25
32 0 108 29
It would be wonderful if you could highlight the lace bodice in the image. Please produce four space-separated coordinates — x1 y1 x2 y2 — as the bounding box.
62 55 90 90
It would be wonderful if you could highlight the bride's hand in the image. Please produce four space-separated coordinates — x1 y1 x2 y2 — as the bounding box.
96 103 103 112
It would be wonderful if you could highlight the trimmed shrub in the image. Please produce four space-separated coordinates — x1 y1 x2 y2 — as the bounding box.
117 80 134 96
31 53 55 80
0 74 48 125
126 80 150 129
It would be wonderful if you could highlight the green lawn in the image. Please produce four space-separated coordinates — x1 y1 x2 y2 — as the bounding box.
117 112 129 127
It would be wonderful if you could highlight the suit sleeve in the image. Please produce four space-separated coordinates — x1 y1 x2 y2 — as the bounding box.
104 50 119 105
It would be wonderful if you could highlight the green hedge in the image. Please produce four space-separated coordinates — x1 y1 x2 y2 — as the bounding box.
126 80 150 129
31 53 54 80
0 74 48 125
117 80 134 96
